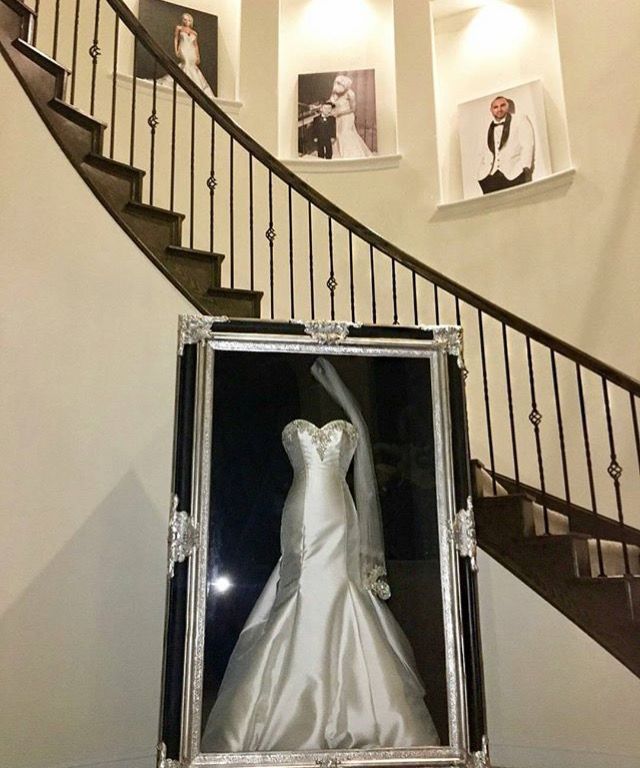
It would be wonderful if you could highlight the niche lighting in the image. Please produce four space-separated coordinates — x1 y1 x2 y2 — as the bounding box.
211 575 233 594
301 0 374 44
462 1 529 58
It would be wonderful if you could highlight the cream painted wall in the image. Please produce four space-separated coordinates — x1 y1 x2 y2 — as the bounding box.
2 2 640 768
277 0 398 158
430 0 571 202
0 57 192 768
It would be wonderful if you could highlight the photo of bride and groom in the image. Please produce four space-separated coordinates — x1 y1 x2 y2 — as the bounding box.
298 69 378 160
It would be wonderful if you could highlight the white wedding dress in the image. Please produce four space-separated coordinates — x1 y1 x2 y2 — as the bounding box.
201 361 438 752
176 31 214 97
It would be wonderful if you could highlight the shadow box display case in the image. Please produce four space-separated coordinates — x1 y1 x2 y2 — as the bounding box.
158 317 489 768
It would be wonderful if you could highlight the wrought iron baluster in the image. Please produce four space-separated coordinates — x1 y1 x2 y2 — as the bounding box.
391 259 398 325
108 14 119 159
249 154 255 291
189 99 195 248
307 201 315 320
52 0 61 60
129 39 138 166
601 378 629 574
288 187 294 318
327 218 336 321
33 0 40 47
631 393 640 474
70 0 81 105
525 337 548 531
266 170 276 319
348 231 355 323
501 323 520 486
434 285 440 325
208 119 216 253
412 273 418 325
229 135 235 287
574 365 605 571
369 245 377 323
148 64 159 206
169 81 177 210
550 350 571 504
455 297 461 326
89 0 102 115
478 311 497 494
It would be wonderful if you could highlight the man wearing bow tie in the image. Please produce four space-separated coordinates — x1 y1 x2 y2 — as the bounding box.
477 96 534 194
312 102 337 159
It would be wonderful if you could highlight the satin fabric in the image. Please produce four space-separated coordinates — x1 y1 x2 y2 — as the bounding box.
177 31 214 98
201 420 439 752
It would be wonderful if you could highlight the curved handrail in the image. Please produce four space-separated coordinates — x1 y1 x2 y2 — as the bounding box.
104 0 636 394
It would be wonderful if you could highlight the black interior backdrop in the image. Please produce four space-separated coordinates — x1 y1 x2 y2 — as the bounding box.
136 0 217 95
201 350 448 746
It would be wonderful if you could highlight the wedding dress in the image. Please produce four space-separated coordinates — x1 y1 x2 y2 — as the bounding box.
176 31 214 97
201 359 438 752
333 94 372 159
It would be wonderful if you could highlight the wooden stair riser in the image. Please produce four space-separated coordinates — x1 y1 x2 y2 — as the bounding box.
49 99 105 155
161 249 223 295
82 162 143 211
122 203 183 257
202 288 262 318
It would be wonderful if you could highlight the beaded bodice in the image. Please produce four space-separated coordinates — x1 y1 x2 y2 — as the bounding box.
282 419 357 475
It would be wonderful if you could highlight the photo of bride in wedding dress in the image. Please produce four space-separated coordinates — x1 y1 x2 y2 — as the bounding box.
136 0 217 97
201 356 446 752
298 69 378 159
169 13 214 97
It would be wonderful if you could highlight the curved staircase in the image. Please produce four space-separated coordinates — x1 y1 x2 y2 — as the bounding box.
0 0 262 317
2 0 639 690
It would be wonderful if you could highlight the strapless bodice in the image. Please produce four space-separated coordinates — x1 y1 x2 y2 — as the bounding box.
282 419 357 476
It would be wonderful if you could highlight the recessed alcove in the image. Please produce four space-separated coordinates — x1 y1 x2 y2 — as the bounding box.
429 0 574 207
277 0 399 169
122 0 242 103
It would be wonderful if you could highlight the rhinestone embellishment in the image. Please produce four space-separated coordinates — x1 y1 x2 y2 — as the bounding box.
282 419 357 461
364 565 391 600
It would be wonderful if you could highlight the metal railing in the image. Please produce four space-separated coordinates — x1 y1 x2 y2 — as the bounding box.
25 0 640 575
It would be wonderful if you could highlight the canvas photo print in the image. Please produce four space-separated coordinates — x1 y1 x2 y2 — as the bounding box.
457 79 551 199
298 69 377 160
136 0 217 97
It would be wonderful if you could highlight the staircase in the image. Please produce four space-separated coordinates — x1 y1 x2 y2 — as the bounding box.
2 0 639 689
0 0 262 318
473 463 640 677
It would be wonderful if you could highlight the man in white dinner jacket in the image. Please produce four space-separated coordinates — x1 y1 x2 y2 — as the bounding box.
477 95 535 194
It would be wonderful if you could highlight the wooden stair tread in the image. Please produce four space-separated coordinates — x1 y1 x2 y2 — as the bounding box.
84 152 145 178
166 245 225 262
49 97 106 130
125 200 185 221
13 37 67 76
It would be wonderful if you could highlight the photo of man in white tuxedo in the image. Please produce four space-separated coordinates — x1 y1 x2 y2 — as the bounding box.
477 95 534 195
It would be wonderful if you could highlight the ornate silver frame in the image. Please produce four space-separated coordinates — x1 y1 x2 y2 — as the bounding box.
168 321 485 768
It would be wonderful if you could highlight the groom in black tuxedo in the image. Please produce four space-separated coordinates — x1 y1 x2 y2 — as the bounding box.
312 102 336 159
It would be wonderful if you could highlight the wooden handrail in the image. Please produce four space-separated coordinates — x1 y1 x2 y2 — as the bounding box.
106 0 639 394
